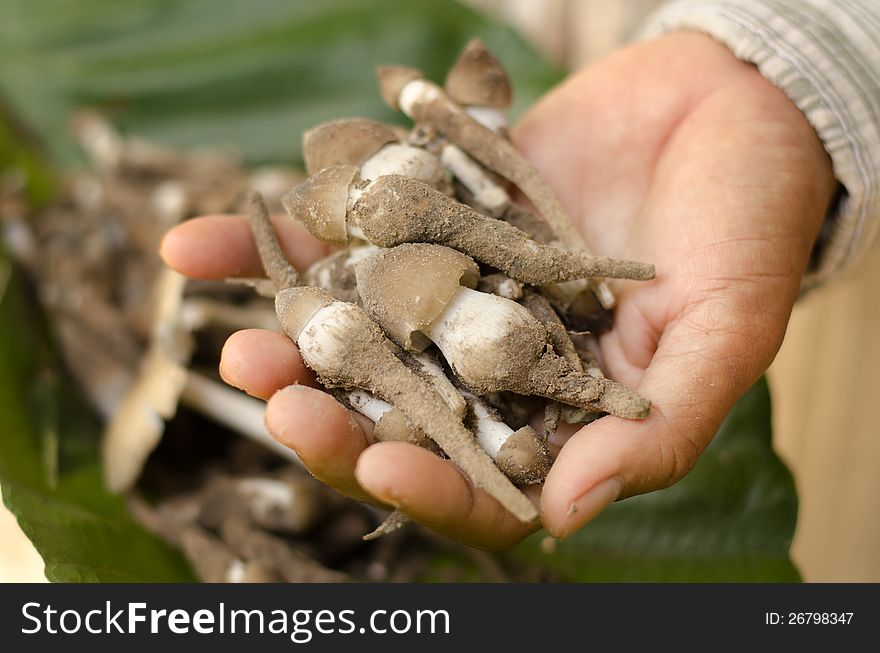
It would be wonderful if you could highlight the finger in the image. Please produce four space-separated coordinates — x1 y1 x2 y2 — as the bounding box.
159 214 332 280
540 295 779 539
265 385 374 502
355 442 538 550
219 329 316 400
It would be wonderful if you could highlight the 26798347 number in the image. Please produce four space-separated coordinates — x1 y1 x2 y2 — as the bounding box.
765 612 854 625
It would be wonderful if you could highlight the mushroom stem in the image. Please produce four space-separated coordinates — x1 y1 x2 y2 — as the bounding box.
352 174 655 283
443 144 616 311
407 351 467 418
524 346 650 419
441 143 508 216
248 192 299 290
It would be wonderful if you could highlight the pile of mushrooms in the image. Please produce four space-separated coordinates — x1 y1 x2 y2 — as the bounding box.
240 40 654 531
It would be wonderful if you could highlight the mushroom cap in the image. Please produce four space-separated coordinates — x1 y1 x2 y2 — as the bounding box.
376 65 423 110
302 118 399 176
494 426 552 485
355 243 479 351
275 286 335 341
282 164 357 246
444 38 512 109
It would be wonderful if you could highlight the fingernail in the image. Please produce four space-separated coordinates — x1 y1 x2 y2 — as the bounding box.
555 477 623 539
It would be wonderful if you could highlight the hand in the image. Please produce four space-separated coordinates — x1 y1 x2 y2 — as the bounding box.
160 32 836 549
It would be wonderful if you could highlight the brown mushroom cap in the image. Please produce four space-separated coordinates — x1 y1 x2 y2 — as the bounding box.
275 286 335 341
444 38 512 109
494 426 552 485
282 164 357 246
355 243 479 351
376 65 423 110
302 118 399 176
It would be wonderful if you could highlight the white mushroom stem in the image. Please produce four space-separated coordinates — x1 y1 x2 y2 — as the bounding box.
348 389 394 422
424 286 519 372
347 388 437 451
462 391 551 486
102 269 191 492
359 143 444 187
465 392 514 458
465 106 508 133
180 373 303 467
441 144 508 215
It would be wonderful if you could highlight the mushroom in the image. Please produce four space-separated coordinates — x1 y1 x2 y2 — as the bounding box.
284 167 654 284
376 64 587 253
248 192 538 523
355 243 650 419
301 117 446 190
463 391 552 486
444 38 512 135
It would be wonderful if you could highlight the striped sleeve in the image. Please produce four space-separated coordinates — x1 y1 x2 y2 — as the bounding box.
637 0 880 290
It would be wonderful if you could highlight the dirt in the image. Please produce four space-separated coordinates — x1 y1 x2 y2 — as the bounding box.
527 345 651 419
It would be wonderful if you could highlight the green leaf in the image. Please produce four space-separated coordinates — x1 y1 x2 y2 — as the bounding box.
0 0 563 166
0 250 196 582
507 378 800 581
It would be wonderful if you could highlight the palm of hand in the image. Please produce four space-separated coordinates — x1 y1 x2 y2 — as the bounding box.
161 34 835 549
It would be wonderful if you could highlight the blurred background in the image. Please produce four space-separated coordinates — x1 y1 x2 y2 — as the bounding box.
1 0 878 582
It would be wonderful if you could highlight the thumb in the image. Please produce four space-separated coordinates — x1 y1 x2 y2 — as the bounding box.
539 295 784 538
